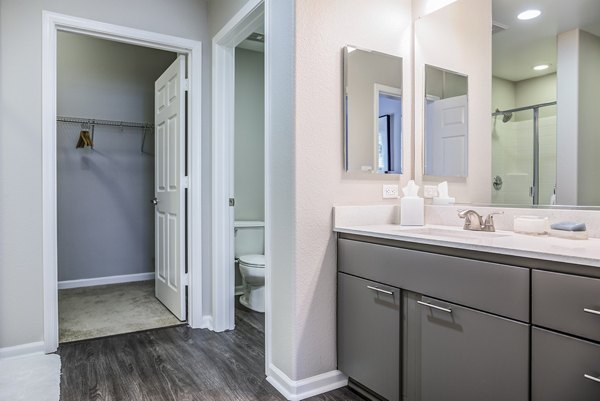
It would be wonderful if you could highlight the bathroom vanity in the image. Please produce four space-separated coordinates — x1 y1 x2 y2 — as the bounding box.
335 219 600 401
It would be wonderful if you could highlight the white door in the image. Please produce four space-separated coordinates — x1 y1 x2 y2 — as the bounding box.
425 95 468 177
154 55 187 321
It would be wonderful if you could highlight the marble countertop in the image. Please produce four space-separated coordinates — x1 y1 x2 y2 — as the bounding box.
334 223 600 268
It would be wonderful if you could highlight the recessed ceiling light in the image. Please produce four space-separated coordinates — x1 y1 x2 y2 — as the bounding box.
533 64 549 71
518 9 541 20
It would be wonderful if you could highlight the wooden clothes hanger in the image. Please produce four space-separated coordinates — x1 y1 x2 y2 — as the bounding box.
75 122 94 149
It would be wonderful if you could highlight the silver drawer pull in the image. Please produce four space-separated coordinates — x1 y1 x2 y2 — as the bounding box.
367 285 394 295
418 300 452 313
584 374 600 383
583 308 600 316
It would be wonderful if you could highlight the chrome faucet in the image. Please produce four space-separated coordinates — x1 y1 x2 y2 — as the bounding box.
458 210 504 232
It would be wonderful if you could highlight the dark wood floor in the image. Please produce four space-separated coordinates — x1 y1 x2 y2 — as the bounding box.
58 297 363 401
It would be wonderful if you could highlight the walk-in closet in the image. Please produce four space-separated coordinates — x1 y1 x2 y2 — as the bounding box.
56 31 181 342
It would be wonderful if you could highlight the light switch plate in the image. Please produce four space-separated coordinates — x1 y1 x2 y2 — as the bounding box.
424 185 438 198
383 184 399 199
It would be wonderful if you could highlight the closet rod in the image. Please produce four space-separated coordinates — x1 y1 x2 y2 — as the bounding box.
57 116 154 129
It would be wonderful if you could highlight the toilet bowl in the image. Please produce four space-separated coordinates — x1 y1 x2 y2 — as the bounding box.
238 254 265 313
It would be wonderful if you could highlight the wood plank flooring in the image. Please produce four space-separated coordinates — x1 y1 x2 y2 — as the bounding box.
58 297 363 401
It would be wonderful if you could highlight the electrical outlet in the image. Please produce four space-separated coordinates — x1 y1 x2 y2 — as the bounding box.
383 184 399 199
424 185 438 198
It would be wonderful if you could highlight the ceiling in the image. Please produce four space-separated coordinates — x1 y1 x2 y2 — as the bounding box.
237 23 265 53
493 0 600 82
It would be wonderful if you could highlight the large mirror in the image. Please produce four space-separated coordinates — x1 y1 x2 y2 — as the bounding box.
491 0 600 206
424 65 468 177
344 46 403 174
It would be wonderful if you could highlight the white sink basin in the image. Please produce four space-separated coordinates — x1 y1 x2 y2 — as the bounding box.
395 227 510 240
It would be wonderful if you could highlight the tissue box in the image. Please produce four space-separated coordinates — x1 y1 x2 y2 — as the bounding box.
401 197 424 226
432 197 455 205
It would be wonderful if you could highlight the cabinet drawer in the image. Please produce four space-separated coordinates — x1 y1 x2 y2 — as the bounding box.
533 270 600 342
338 238 529 321
532 327 600 401
407 293 529 401
338 272 401 401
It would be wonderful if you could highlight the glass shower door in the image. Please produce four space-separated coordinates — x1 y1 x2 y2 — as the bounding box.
492 110 535 205
491 104 557 206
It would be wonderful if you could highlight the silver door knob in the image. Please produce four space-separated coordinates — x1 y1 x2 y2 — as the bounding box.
151 197 158 205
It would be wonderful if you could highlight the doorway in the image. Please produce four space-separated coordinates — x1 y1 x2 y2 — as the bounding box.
55 32 185 343
42 12 203 353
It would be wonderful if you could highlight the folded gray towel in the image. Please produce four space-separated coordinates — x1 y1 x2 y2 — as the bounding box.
550 221 587 232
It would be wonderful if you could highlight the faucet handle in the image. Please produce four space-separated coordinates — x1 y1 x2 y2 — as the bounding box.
457 209 472 224
483 211 504 232
458 209 484 230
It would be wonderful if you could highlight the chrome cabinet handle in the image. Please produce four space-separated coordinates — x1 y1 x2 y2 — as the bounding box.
584 374 600 383
584 308 600 316
367 285 394 295
151 197 158 205
418 300 452 313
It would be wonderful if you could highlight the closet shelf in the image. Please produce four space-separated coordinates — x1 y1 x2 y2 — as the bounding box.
57 116 154 129
57 116 154 155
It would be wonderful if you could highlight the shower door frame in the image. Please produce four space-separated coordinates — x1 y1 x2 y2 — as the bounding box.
493 101 556 205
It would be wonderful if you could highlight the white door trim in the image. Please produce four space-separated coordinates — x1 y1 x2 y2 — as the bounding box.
41 11 203 353
211 0 265 332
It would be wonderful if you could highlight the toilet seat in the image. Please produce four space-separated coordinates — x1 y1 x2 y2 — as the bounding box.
238 254 265 268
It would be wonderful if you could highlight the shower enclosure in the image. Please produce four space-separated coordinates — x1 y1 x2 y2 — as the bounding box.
491 101 557 205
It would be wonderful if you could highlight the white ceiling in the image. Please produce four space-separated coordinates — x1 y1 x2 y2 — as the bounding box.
237 23 265 53
493 0 600 82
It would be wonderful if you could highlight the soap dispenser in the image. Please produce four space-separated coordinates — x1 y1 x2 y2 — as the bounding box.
400 180 424 226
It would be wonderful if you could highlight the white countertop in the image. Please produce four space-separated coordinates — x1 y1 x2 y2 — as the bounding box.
334 224 600 268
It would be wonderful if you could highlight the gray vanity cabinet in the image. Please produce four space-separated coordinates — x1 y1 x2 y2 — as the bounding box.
531 270 600 400
337 272 401 401
532 327 600 401
405 293 529 401
337 237 531 401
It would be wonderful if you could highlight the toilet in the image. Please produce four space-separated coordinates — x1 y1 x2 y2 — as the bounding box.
238 254 265 312
234 221 265 313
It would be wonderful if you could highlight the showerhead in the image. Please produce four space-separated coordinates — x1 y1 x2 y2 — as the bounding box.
502 112 513 123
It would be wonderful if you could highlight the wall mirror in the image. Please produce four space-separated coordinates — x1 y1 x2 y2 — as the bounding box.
424 65 468 177
491 0 600 207
344 46 403 174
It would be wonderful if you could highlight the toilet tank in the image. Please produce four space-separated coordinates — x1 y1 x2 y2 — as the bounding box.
234 221 265 258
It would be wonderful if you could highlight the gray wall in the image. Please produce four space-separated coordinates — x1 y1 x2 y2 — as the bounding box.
0 0 210 349
208 0 251 36
234 47 265 221
577 30 600 205
56 32 176 281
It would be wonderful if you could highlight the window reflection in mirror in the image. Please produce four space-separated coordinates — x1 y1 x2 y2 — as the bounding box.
344 46 403 174
424 65 468 177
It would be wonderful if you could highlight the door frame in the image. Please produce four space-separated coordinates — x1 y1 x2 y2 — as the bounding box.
41 11 203 353
211 0 265 332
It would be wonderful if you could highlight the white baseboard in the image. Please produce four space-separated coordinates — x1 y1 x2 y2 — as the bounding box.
200 315 214 330
266 364 348 401
235 285 245 296
58 272 155 289
0 341 45 360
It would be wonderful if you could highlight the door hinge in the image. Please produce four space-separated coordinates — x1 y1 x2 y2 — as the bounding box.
183 273 189 286
229 198 235 207
183 79 190 91
182 176 190 188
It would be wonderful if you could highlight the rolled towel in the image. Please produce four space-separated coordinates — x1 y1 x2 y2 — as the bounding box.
550 221 587 232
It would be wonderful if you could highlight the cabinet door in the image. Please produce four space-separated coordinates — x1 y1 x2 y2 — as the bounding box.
532 327 600 401
338 272 400 401
405 293 529 401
